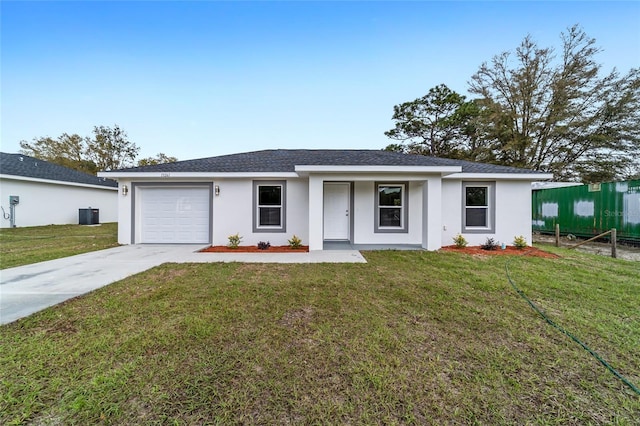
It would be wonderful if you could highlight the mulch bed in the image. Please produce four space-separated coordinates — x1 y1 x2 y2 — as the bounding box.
199 245 309 253
440 245 559 259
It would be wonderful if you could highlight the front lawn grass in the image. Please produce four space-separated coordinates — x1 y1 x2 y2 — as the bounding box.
0 223 119 269
1 248 638 424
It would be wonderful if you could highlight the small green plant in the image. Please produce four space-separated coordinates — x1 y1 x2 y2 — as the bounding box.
513 235 527 249
227 233 242 249
257 241 271 250
452 234 468 248
288 234 303 249
481 237 499 251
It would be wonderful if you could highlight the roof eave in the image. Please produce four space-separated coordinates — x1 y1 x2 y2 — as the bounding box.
294 165 462 176
98 171 299 179
0 174 118 190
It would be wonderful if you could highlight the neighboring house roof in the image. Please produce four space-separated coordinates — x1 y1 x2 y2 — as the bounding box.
532 181 582 190
111 149 546 175
0 152 117 188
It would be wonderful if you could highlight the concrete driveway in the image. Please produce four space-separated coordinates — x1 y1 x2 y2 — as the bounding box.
0 245 365 325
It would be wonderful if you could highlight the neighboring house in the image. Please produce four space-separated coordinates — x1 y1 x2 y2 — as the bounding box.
0 152 118 228
98 149 552 250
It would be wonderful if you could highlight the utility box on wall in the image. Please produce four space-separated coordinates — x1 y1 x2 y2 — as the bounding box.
79 208 100 225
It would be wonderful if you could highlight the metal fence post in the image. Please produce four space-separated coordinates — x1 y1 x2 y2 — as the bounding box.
611 228 617 259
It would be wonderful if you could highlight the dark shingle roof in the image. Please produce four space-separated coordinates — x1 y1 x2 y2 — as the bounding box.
114 149 544 174
0 153 117 188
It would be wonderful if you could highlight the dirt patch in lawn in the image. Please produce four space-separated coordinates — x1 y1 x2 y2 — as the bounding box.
440 245 559 259
279 306 315 328
200 245 309 253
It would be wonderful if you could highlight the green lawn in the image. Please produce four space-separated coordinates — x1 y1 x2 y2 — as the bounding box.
1 247 638 425
0 223 119 269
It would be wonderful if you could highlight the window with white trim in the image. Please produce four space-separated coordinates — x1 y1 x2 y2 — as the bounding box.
375 182 408 233
253 181 286 232
463 182 495 232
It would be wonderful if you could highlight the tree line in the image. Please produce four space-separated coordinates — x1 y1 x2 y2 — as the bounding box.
19 125 177 175
385 26 640 182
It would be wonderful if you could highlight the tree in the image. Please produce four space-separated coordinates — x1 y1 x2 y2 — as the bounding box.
137 153 178 167
384 84 481 159
468 25 640 181
19 125 175 174
18 133 98 174
85 125 139 171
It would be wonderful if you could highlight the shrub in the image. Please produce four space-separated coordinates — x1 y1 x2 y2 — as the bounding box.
227 233 242 249
513 235 527 249
288 234 303 249
452 234 468 248
257 241 271 250
481 237 499 251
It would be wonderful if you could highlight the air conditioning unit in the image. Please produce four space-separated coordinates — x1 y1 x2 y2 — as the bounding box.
79 208 100 225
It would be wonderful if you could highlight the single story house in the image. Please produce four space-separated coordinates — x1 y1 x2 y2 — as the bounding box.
98 149 552 250
0 152 118 228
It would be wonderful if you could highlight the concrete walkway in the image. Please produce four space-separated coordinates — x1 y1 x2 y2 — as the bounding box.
0 245 365 325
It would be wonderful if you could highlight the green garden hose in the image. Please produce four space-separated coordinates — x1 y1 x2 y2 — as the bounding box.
504 255 640 396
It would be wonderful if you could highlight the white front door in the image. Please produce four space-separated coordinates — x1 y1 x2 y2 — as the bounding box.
323 183 350 240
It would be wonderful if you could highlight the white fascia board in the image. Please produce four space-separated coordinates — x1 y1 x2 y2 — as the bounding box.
0 174 118 191
443 173 554 181
306 173 440 182
97 172 299 179
295 165 461 174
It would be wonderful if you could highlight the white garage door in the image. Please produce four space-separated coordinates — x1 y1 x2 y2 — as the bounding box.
140 187 211 243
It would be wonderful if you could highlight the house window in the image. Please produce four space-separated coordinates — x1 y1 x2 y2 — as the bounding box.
253 181 286 232
463 182 495 233
375 182 408 233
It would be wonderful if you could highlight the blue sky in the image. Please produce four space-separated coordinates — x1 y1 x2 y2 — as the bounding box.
2 1 639 161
